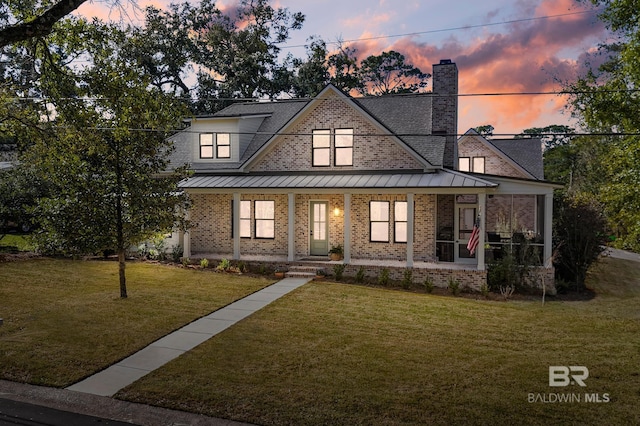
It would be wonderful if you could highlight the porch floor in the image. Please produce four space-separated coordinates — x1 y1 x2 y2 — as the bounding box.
191 253 479 271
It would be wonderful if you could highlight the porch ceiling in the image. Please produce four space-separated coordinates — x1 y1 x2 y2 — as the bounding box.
180 170 498 190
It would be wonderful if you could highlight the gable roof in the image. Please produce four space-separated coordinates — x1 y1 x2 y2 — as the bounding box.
460 129 544 180
490 138 544 180
181 85 447 173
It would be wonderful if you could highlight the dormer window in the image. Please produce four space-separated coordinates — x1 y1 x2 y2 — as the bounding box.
199 133 231 159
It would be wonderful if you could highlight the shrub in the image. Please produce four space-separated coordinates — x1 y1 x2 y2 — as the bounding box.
554 195 608 291
200 258 209 269
171 244 183 263
378 268 390 287
448 277 460 296
401 269 413 289
423 276 434 293
181 257 190 267
333 264 345 281
480 282 490 298
216 258 231 272
355 266 366 283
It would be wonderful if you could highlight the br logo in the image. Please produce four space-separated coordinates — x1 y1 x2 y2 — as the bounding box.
549 366 589 387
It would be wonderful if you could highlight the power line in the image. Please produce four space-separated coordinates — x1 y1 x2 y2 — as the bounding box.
280 9 602 49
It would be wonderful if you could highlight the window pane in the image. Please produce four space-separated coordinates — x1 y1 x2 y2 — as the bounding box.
217 133 230 145
200 145 213 158
458 157 470 172
335 128 353 147
240 219 251 238
240 201 251 219
256 220 274 238
370 201 389 221
200 134 214 158
255 201 274 219
217 145 230 158
312 130 330 147
473 157 485 173
335 147 353 166
395 201 407 221
371 222 389 242
313 148 330 166
395 222 407 243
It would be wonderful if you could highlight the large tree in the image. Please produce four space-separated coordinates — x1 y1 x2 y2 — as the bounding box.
356 50 430 96
567 0 640 251
26 20 190 297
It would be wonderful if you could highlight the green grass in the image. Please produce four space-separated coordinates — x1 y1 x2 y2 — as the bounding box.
118 257 640 425
0 234 34 252
0 258 274 386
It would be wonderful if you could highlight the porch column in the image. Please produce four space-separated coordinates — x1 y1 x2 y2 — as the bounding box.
544 193 553 267
233 192 240 260
406 193 414 268
343 193 351 263
477 193 486 271
183 210 191 259
288 193 295 261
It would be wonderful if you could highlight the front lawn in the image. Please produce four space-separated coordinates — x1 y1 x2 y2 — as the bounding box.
118 257 640 425
0 258 273 386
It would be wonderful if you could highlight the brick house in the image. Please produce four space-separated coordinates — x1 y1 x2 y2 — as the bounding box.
169 60 558 289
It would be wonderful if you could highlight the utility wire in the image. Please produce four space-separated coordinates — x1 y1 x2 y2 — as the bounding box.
280 9 602 49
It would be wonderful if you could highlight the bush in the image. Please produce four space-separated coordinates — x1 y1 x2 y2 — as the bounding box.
171 244 183 263
554 194 608 291
216 258 231 272
200 258 209 269
355 266 366 283
423 276 434 293
333 264 345 281
378 268 390 287
448 277 460 296
401 269 413 289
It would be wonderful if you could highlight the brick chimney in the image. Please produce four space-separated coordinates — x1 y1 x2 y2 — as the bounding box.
431 59 458 168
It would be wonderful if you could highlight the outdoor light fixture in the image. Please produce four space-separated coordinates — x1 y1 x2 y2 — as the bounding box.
334 207 340 216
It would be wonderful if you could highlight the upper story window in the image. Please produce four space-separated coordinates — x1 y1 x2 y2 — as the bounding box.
458 156 485 173
199 133 231 159
312 130 331 166
312 128 354 167
335 129 353 166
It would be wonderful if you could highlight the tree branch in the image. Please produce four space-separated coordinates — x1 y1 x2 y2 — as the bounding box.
0 0 87 47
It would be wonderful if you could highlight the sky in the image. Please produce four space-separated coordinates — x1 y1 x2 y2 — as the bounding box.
75 0 612 135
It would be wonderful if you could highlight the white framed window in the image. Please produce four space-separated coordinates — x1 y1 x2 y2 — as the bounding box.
370 201 390 242
334 128 353 166
216 133 231 158
240 200 251 238
255 200 275 239
395 201 408 243
458 157 470 172
312 130 331 166
473 157 485 173
200 133 214 159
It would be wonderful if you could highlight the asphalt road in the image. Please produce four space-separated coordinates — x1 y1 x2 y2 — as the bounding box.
0 398 138 426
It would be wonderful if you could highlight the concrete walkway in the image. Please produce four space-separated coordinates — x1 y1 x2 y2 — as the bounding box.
66 277 311 397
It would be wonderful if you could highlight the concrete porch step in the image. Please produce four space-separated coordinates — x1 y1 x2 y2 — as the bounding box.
286 265 319 279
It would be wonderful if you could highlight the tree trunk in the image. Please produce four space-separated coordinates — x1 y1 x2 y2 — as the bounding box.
119 248 127 298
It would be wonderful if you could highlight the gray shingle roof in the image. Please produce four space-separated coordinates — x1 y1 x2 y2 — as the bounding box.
175 88 443 172
490 138 544 180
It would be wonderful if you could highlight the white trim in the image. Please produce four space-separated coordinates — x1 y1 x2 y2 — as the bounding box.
233 193 240 260
288 193 295 261
406 193 414 268
344 193 351 263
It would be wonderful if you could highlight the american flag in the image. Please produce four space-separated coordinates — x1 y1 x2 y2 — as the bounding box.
467 216 480 255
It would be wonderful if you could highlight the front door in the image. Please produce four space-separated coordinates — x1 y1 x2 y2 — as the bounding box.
455 195 478 263
310 201 329 256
